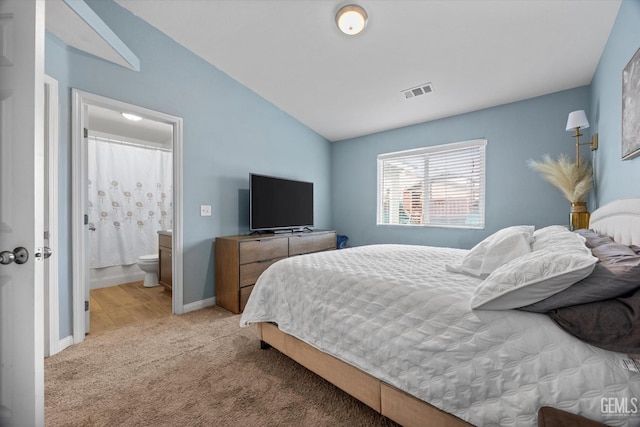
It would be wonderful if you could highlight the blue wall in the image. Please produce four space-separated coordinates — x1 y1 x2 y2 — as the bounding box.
46 0 332 338
590 0 640 207
331 87 592 249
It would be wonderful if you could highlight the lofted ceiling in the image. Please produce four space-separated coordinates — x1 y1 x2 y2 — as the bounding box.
50 0 622 142
46 0 139 70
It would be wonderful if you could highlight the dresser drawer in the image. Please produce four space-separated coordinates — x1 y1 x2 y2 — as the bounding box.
239 238 288 264
240 285 254 312
239 257 285 287
289 232 336 256
216 231 336 314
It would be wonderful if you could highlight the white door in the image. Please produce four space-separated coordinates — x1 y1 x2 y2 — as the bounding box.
0 0 45 426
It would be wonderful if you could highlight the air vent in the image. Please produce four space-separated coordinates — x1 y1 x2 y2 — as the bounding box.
402 83 433 99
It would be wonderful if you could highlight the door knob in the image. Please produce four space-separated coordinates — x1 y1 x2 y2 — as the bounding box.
0 251 15 265
0 247 29 265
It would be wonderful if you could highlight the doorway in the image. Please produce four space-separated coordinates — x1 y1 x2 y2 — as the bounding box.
71 90 184 344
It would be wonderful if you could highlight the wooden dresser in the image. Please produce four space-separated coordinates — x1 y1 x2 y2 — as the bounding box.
215 230 337 313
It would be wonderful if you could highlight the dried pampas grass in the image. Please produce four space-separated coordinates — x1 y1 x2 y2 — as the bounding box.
528 154 593 203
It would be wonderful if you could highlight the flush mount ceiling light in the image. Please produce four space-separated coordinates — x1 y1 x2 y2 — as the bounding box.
122 112 142 121
336 5 368 35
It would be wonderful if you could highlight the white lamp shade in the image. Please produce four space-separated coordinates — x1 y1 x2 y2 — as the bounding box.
336 5 367 35
566 110 589 131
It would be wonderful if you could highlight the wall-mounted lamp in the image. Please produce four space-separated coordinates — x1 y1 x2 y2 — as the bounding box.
336 5 368 36
565 110 598 167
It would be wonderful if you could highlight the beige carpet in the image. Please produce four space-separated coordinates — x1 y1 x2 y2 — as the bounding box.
45 306 397 427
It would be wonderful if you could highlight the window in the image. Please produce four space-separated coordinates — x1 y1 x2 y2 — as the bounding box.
377 139 486 228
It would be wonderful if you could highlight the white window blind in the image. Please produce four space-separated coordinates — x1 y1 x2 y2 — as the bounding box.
377 139 486 228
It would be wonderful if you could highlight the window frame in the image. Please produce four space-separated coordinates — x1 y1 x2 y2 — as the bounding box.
376 139 487 229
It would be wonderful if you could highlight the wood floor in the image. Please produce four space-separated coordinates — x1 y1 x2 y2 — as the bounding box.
89 281 172 335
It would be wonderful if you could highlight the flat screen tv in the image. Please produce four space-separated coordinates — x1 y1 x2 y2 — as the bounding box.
250 173 314 232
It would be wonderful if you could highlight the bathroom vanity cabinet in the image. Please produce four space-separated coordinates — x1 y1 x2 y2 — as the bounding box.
215 230 337 314
158 231 172 290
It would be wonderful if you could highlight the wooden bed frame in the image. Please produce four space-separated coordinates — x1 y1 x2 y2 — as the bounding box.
257 322 471 427
254 198 640 427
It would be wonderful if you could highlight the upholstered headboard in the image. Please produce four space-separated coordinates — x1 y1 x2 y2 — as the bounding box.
589 197 640 246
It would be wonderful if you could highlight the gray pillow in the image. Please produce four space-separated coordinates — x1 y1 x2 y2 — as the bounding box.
519 234 640 313
547 287 640 354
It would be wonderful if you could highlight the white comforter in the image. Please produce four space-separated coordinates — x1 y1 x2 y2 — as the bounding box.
240 244 640 426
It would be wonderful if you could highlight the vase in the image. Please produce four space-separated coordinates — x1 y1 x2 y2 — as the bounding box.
570 202 590 231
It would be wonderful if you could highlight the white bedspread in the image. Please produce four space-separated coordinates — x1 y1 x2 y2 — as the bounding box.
240 244 640 426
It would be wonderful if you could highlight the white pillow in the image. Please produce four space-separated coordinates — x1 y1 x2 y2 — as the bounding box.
532 225 571 251
532 224 569 238
447 225 534 278
470 229 598 310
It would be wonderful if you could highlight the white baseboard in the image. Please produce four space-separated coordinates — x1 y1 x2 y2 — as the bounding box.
90 265 144 289
48 335 74 357
182 297 216 313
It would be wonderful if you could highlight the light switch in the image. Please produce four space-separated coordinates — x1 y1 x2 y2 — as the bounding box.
200 205 212 216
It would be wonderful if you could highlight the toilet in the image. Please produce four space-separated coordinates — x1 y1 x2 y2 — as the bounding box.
137 254 159 287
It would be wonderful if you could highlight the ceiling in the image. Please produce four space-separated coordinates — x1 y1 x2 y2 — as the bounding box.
50 1 622 142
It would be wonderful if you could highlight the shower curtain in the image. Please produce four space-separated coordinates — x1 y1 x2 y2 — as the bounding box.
88 136 173 268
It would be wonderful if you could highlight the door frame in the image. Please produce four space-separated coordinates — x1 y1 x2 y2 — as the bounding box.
71 89 184 344
44 74 60 356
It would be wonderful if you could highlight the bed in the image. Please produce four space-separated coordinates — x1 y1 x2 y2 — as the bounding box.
239 198 640 426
